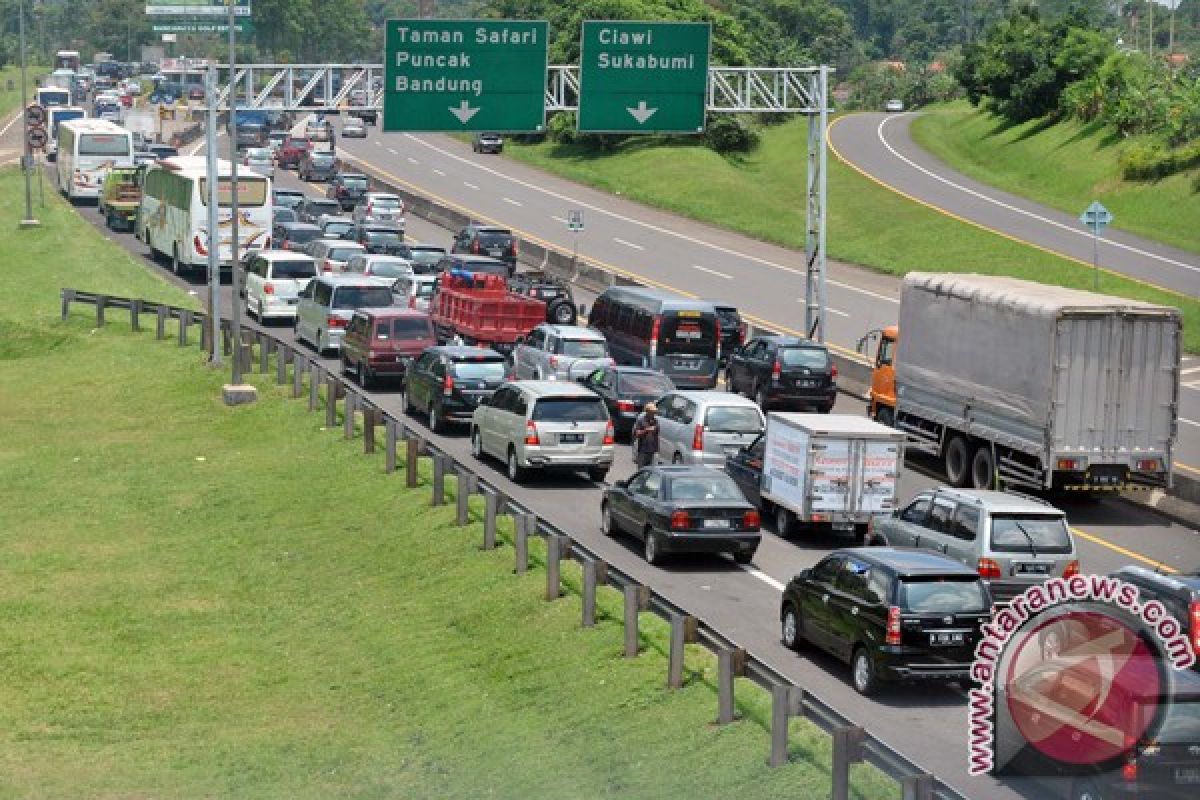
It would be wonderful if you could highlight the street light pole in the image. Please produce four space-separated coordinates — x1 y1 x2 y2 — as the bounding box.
18 0 39 228
228 0 243 384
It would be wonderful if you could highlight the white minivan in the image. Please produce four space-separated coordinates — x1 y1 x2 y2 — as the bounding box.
294 274 396 355
243 251 318 322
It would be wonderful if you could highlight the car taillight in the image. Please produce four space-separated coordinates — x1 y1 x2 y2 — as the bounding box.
1137 458 1161 471
323 260 334 273
1057 458 1080 471
649 317 660 359
692 423 704 451
831 364 838 379
281 241 289 250
670 510 690 530
738 323 747 344
1062 560 1080 579
442 374 454 396
1190 600 1200 657
616 400 636 413
524 420 540 445
977 558 1001 579
408 295 417 308
886 606 902 645
327 316 346 329
771 360 781 381
471 240 480 254
548 355 559 369
602 421 614 445
1121 757 1138 783
510 239 519 257
742 510 760 530
263 282 274 295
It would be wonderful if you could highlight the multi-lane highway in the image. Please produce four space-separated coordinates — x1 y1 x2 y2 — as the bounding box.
316 124 1200 478
54 127 1199 800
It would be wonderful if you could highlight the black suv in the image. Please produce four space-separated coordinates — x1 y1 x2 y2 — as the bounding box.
327 173 370 211
451 224 518 276
345 223 407 255
297 198 342 225
708 301 746 365
403 346 509 433
508 271 577 325
780 548 992 695
1111 566 1200 667
726 335 836 412
472 132 504 154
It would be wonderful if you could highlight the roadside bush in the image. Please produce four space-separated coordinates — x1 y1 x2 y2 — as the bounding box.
546 111 577 145
705 114 760 154
1119 140 1200 181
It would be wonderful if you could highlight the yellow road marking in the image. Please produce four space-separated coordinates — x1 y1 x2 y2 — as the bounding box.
1070 527 1178 573
824 115 1190 301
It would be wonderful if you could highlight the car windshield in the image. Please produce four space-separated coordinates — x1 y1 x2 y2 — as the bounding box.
413 281 435 298
669 476 745 502
274 209 298 223
311 154 335 165
559 339 608 358
452 361 506 380
476 231 511 247
410 252 442 269
342 176 368 189
367 230 403 244
899 577 989 613
246 148 271 160
271 260 316 279
617 373 673 395
367 260 410 278
328 247 363 262
659 312 717 356
332 285 394 309
286 228 320 244
377 318 431 339
780 346 830 369
532 397 608 422
324 222 353 237
371 197 401 209
309 201 339 213
990 515 1073 554
704 406 763 433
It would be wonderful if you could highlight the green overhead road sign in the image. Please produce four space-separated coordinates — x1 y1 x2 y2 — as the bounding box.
578 21 710 134
384 18 548 133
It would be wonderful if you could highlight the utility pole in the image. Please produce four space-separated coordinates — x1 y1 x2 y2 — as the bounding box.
206 65 221 366
228 0 243 385
18 0 39 229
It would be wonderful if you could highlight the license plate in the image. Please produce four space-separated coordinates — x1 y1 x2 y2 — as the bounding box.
703 518 731 529
487 248 504 257
796 379 817 388
286 298 297 305
1176 768 1200 784
929 632 965 646
1015 562 1050 575
723 446 741 456
676 360 699 370
559 433 584 444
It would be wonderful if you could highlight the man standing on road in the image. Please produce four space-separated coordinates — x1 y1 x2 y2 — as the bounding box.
632 402 659 468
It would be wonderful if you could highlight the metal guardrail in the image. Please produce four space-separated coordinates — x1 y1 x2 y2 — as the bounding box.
62 286 967 800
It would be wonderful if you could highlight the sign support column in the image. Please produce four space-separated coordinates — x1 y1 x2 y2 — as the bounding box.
205 64 221 367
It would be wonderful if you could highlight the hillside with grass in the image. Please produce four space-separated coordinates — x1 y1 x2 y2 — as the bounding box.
911 101 1199 254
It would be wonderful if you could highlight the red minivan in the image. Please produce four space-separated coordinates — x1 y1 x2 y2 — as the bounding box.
340 308 436 389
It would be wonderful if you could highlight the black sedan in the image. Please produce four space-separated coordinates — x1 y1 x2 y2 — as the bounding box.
577 366 674 439
601 466 760 565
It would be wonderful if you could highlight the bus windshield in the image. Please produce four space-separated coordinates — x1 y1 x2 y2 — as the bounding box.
200 178 268 207
79 133 131 157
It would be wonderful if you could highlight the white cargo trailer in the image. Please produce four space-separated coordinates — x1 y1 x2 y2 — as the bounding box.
726 413 905 537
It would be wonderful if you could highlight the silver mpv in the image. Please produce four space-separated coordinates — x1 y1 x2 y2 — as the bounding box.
470 381 615 484
654 390 766 467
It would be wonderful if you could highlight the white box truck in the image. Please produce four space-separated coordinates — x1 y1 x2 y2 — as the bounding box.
725 413 905 537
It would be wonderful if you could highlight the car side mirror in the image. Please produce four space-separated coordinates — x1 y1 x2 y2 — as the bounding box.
613 478 628 489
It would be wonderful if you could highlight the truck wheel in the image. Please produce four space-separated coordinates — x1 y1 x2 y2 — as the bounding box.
549 299 576 325
971 446 996 490
775 506 794 537
944 435 971 487
874 406 895 427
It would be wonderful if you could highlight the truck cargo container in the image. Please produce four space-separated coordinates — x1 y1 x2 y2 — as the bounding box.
430 271 545 354
861 273 1181 491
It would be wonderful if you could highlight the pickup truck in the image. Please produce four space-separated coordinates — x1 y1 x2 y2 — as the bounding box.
98 167 142 232
430 271 545 355
725 412 904 537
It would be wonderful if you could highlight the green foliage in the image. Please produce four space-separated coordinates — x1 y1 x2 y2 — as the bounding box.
846 59 962 110
1119 139 1200 180
546 110 578 145
704 114 760 154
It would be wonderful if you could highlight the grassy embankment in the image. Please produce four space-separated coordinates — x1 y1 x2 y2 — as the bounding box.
910 100 1199 255
502 117 1198 353
0 167 894 798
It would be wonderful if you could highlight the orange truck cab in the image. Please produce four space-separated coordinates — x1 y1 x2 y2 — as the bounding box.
866 325 898 424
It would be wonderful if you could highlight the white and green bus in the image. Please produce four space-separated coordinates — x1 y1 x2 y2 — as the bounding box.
138 156 273 276
55 118 134 201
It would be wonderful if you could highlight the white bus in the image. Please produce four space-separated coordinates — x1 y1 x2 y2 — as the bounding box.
138 156 273 275
46 106 87 161
56 118 134 201
55 50 82 71
36 84 72 108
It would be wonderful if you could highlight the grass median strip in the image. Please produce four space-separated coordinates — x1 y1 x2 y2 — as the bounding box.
0 167 898 797
503 120 1198 353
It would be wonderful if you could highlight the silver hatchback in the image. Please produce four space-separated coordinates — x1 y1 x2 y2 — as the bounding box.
470 381 615 484
654 390 766 467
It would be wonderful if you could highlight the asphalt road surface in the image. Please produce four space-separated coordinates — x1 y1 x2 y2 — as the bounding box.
53 140 1200 800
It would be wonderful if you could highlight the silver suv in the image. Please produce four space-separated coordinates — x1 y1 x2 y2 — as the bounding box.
353 192 405 226
868 488 1079 604
470 381 615 484
511 324 614 381
654 390 765 467
295 274 395 355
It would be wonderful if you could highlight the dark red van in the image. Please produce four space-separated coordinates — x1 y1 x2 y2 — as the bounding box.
340 308 436 389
